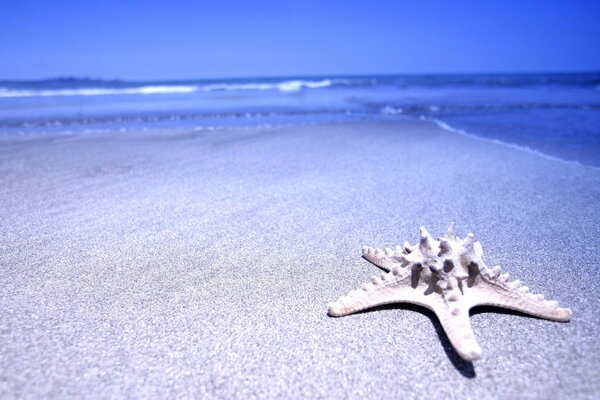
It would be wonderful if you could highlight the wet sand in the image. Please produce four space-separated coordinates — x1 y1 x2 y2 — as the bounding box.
1 120 599 399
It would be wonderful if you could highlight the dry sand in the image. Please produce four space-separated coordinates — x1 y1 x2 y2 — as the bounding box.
1 120 599 399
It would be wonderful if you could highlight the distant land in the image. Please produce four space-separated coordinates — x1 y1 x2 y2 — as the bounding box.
1 71 600 85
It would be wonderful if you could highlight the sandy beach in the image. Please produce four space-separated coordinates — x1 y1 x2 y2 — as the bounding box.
1 119 599 399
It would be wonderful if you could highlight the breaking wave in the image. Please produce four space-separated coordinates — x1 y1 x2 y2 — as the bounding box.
0 85 200 97
0 79 335 98
203 79 333 92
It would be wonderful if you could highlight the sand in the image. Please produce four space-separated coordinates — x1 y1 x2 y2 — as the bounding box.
1 120 599 399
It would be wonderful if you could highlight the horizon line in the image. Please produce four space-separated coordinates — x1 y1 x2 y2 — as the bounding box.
1 69 599 83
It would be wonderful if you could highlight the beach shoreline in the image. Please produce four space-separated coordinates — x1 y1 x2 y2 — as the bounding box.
1 119 599 399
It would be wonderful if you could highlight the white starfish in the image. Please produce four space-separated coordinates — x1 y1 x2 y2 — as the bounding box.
328 224 572 361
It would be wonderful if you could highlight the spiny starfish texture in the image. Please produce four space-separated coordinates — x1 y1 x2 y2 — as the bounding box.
328 224 572 361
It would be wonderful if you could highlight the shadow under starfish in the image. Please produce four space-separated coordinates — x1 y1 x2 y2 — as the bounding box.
352 303 477 378
328 224 572 362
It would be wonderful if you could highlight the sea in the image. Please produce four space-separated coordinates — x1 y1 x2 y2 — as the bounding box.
1 73 599 167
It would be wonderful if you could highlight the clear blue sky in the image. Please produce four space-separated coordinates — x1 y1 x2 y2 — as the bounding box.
1 0 599 80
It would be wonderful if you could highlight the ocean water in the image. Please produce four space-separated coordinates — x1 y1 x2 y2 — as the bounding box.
1 73 599 167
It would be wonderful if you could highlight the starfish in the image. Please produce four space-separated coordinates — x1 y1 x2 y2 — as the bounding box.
327 224 572 361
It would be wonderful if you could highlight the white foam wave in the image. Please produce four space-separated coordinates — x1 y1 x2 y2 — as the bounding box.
0 85 200 98
203 79 333 93
380 106 403 115
424 116 597 170
0 79 334 98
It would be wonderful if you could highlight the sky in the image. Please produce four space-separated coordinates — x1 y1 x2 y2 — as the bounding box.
1 0 599 80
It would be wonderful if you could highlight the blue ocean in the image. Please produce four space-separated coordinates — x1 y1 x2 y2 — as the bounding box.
1 73 599 167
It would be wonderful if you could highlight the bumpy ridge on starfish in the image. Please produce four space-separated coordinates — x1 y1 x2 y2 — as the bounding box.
328 224 572 361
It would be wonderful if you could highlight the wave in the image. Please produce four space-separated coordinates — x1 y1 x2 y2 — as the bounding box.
2 73 599 98
0 108 360 129
0 85 200 97
203 79 333 92
0 79 335 98
424 117 599 170
380 105 403 115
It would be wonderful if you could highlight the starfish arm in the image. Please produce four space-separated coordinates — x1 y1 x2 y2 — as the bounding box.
469 273 573 322
328 267 429 316
361 246 405 271
432 299 483 361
